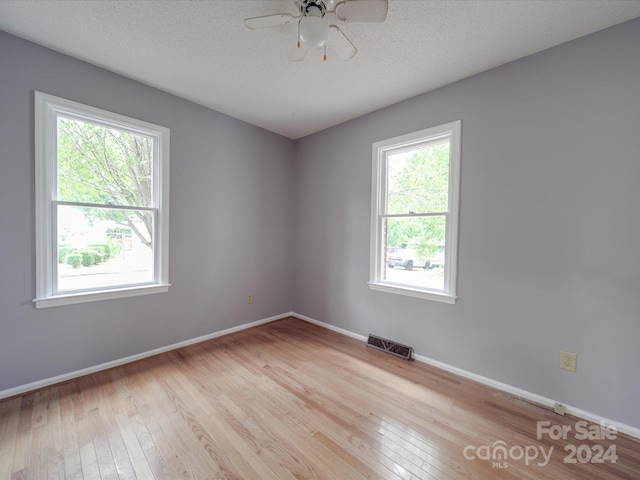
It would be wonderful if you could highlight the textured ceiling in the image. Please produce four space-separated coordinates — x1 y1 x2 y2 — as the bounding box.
1 1 640 139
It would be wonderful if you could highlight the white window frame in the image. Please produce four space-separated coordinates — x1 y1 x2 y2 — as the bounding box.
34 92 170 308
369 121 461 304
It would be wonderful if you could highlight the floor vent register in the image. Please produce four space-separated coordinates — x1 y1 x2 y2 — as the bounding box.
366 334 413 361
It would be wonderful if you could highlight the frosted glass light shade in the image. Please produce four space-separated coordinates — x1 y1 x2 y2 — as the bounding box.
299 7 329 48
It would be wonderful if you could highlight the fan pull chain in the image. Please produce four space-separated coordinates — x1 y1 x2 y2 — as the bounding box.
297 17 302 48
323 45 327 61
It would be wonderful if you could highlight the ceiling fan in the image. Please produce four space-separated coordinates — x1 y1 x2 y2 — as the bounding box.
243 0 388 62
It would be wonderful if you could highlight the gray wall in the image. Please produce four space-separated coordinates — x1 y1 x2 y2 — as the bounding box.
0 31 294 391
293 18 640 429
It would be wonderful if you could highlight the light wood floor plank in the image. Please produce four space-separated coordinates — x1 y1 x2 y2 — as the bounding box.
10 394 34 478
28 425 48 480
57 383 83 480
44 387 65 480
1 317 639 479
0 398 21 480
90 372 138 480
131 361 223 480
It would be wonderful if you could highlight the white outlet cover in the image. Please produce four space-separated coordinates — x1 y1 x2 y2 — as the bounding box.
560 351 577 372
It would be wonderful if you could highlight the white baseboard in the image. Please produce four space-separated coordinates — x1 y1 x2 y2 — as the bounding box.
294 312 368 342
293 312 640 440
4 311 638 440
0 312 291 400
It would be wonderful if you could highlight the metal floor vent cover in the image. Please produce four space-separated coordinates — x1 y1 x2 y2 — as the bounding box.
366 334 413 361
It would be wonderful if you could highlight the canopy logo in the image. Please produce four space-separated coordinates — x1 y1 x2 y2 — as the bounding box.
463 420 618 469
463 441 553 469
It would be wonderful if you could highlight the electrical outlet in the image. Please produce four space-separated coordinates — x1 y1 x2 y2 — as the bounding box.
560 351 577 372
246 293 253 304
553 403 567 415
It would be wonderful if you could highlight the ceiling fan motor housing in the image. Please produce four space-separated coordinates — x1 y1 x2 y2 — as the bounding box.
297 0 328 17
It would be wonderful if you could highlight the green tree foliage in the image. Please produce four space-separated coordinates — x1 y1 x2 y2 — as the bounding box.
57 117 153 248
385 143 449 260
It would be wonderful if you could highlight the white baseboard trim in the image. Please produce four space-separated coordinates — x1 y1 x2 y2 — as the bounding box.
4 311 638 440
0 312 291 401
294 312 368 342
292 312 640 440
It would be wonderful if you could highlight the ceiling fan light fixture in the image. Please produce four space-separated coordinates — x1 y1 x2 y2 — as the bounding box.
244 0 389 60
299 6 329 48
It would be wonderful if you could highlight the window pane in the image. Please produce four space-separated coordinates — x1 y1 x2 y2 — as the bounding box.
386 140 449 215
57 205 154 292
57 116 153 207
383 216 446 290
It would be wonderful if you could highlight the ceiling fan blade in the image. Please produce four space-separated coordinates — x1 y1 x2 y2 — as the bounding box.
289 44 308 62
328 25 357 61
335 0 388 22
243 13 295 30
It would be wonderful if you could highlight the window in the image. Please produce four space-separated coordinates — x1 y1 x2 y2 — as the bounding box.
369 121 461 303
34 92 170 308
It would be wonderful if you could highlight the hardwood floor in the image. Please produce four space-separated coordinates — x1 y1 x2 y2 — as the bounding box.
1 316 638 479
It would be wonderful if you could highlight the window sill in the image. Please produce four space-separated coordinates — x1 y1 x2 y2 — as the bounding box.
368 282 457 304
33 284 170 308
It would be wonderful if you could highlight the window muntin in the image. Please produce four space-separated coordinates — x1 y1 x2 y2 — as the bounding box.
35 92 170 307
370 121 460 303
